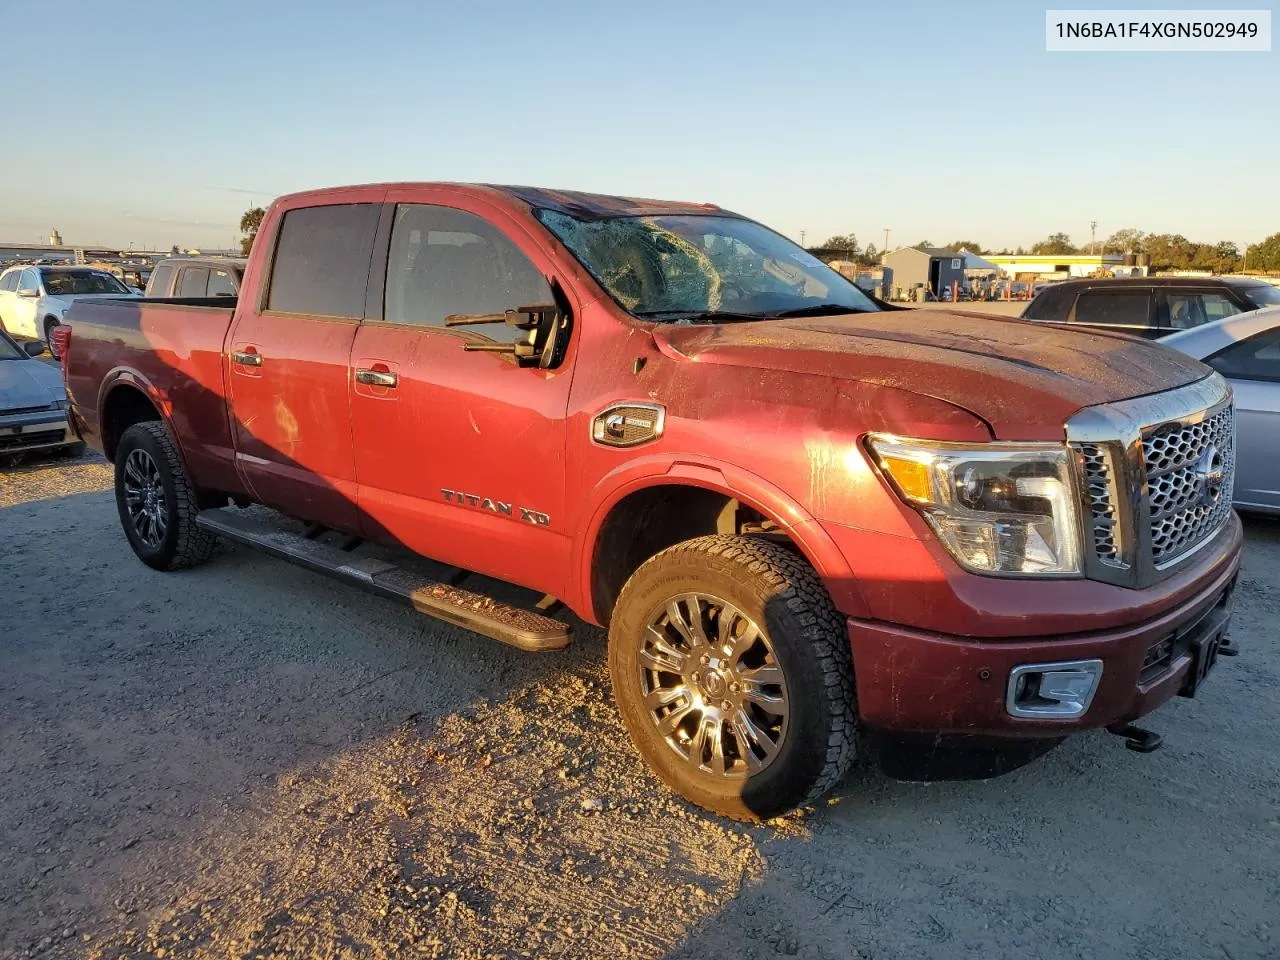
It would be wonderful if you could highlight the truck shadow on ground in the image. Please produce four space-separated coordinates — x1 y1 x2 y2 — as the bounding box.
5 463 1279 958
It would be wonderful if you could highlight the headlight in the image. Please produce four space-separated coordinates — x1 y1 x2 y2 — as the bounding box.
867 435 1082 577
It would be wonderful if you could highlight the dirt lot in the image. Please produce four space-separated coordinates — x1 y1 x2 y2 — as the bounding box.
2 452 1278 960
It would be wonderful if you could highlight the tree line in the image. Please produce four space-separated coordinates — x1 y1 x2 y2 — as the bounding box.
816 229 1280 273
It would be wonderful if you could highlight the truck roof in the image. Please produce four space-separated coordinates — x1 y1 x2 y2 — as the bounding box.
274 182 733 221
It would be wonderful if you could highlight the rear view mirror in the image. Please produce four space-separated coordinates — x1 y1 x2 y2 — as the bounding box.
22 340 46 357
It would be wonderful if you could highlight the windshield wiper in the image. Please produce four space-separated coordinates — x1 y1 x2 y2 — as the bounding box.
636 310 768 325
771 303 874 318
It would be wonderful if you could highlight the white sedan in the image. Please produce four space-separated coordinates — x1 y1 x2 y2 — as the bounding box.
1162 306 1280 514
0 264 139 356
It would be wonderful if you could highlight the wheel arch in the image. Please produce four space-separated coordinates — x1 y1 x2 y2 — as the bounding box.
98 370 176 463
576 456 867 626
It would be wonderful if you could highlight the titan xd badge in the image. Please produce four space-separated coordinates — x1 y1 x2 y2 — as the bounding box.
440 488 550 526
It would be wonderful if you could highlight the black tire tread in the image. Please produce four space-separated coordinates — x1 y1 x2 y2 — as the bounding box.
119 421 217 570
614 534 857 816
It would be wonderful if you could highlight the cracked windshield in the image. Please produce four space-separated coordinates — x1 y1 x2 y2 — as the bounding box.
538 211 878 320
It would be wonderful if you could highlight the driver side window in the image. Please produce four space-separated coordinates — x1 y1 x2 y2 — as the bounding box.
384 204 552 345
20 269 41 293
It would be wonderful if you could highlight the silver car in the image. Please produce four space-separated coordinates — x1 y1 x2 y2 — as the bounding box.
1162 306 1280 514
0 327 84 459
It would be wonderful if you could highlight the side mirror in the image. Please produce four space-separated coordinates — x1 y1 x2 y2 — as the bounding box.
22 340 46 357
17 288 39 298
446 300 570 369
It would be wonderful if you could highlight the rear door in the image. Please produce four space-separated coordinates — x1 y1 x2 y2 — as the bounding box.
0 269 19 331
349 194 577 595
1068 287 1157 337
1204 327 1280 512
226 192 384 532
177 266 210 298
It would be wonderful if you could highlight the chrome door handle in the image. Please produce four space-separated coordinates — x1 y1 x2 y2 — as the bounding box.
231 350 263 367
355 368 398 388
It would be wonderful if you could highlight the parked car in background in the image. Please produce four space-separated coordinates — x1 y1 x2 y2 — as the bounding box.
145 257 247 299
1021 276 1280 338
0 265 139 356
1162 307 1280 514
0 327 83 459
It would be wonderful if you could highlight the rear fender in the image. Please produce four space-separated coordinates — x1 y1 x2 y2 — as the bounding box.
97 367 184 465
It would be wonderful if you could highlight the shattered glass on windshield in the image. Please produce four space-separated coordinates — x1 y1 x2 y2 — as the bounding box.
537 211 877 321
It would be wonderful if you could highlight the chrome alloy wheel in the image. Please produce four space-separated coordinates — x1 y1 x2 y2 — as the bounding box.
122 448 167 548
639 593 789 779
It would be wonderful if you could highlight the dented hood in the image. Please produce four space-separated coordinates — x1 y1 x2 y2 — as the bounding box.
652 310 1212 440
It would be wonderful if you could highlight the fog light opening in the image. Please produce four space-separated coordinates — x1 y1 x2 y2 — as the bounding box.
1006 659 1103 719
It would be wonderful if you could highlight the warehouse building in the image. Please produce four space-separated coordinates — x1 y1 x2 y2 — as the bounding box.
983 253 1141 280
881 246 966 299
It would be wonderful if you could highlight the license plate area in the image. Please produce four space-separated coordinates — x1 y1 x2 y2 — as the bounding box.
1178 608 1229 699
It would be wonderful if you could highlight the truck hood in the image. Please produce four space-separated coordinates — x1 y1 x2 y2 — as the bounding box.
651 310 1212 440
0 359 64 411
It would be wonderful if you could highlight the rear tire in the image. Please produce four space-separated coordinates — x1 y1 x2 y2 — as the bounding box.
44 318 60 359
609 535 857 821
114 421 217 570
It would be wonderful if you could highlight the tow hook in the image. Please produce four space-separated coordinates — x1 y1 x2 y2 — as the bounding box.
1107 723 1163 754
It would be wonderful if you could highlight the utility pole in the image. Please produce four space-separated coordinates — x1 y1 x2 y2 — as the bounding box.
1090 220 1098 254
883 228 891 253
800 229 806 248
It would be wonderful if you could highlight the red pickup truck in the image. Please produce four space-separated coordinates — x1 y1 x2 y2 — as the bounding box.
61 183 1242 820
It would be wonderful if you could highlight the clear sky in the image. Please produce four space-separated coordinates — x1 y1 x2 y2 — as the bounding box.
1 0 1275 251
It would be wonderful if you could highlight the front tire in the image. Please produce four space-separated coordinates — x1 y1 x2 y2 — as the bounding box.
114 421 216 570
609 535 857 821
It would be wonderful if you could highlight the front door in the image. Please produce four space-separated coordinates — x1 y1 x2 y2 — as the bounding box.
8 268 43 338
350 196 577 596
226 197 383 532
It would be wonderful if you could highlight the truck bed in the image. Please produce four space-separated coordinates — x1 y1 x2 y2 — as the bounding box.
63 296 239 491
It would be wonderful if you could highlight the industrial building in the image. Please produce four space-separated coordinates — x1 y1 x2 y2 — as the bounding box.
881 246 966 299
982 253 1145 281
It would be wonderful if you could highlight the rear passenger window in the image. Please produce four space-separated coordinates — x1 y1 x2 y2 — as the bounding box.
207 268 236 298
178 267 209 298
383 204 552 344
1073 290 1152 327
1165 291 1242 330
267 204 380 319
1024 286 1070 321
0 271 17 292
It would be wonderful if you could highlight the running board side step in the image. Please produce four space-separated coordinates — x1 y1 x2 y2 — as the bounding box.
195 508 570 652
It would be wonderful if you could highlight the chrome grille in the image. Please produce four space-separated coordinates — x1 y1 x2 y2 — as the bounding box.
1065 375 1235 589
1143 406 1235 566
1078 443 1123 566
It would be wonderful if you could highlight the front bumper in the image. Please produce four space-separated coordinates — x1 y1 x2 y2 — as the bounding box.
848 534 1241 737
0 409 77 454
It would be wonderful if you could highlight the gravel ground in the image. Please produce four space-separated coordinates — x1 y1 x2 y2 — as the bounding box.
2 450 1277 960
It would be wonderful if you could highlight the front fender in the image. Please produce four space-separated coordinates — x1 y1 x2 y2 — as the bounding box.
573 453 870 623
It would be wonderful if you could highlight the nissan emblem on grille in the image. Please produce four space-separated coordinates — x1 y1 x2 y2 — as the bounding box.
1194 444 1225 507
